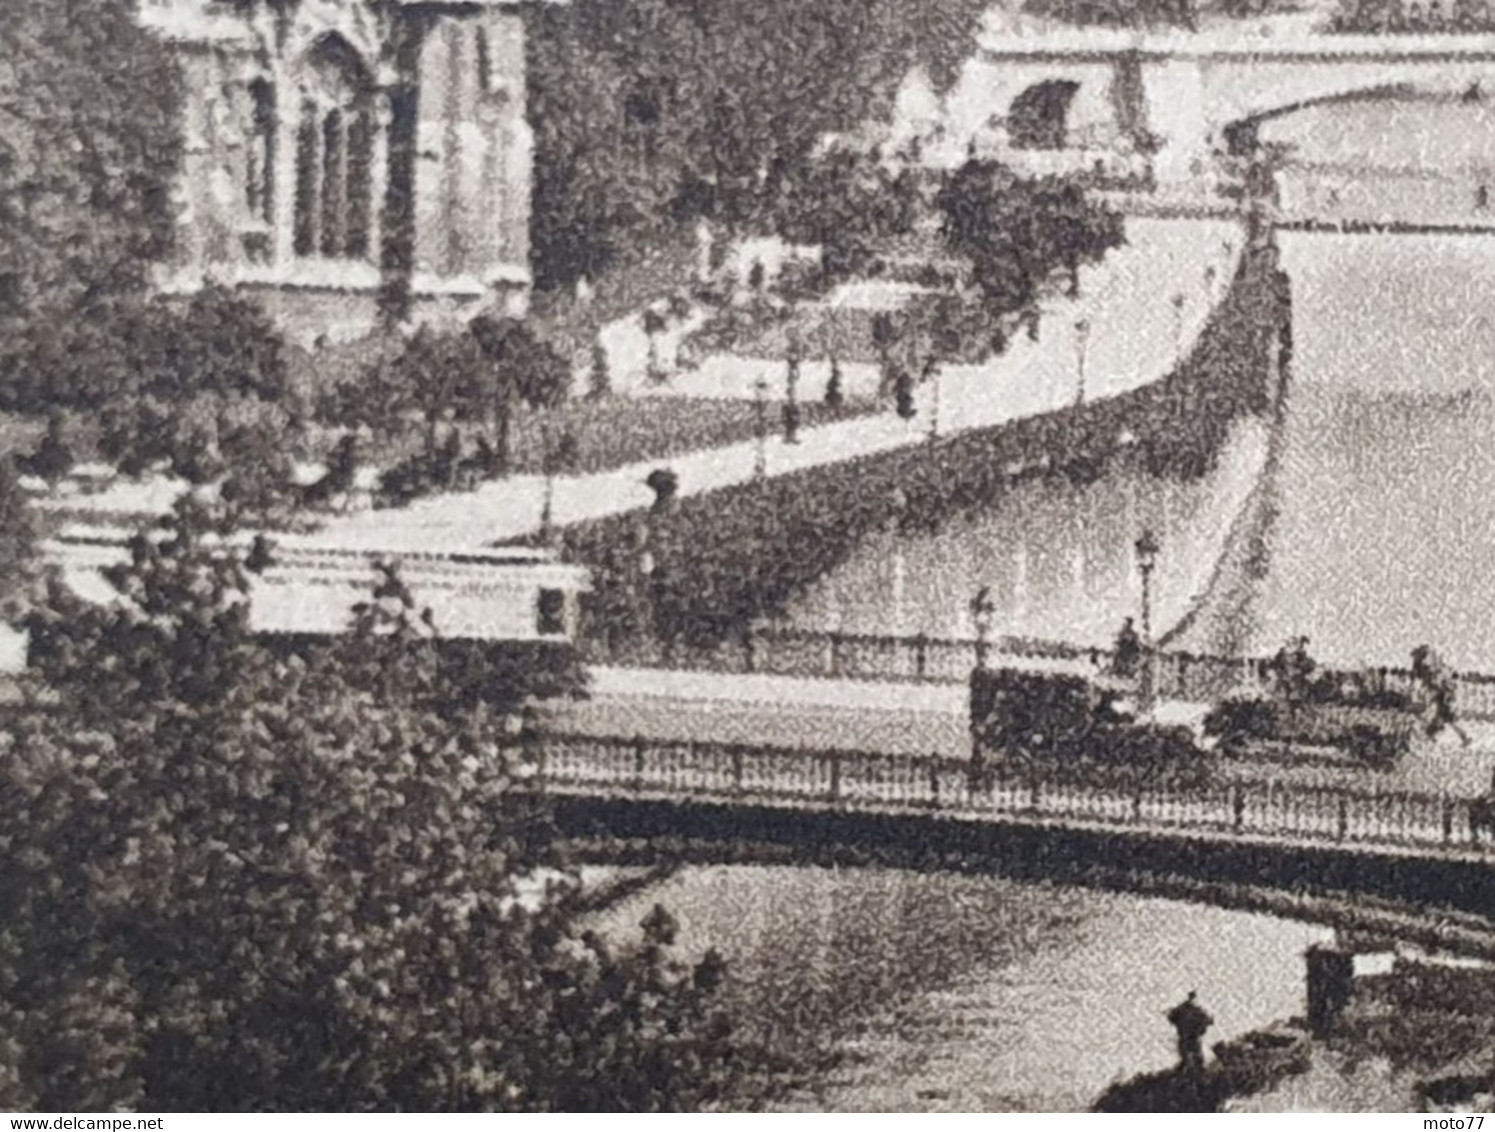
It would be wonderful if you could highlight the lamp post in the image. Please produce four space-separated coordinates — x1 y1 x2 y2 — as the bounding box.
1073 317 1091 407
783 348 801 445
1204 264 1217 302
753 373 769 477
925 358 942 442
540 422 555 544
1135 529 1160 716
1171 293 1186 362
970 586 996 670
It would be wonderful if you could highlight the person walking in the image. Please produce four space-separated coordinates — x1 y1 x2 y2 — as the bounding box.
1112 617 1143 680
1167 991 1214 1074
1412 644 1472 747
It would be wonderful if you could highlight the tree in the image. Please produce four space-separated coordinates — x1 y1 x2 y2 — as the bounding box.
5 496 751 1110
0 455 38 622
935 161 1124 316
587 340 612 400
0 0 180 329
469 316 571 470
526 0 994 292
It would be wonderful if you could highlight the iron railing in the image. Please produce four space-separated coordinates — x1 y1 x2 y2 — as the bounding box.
536 732 1490 856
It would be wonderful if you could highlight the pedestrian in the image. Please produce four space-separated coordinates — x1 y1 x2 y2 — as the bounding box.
1412 645 1472 747
1270 636 1315 705
1167 991 1213 1074
1112 617 1143 680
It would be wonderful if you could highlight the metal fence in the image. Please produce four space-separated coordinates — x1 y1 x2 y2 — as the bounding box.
538 732 1489 856
588 626 1495 721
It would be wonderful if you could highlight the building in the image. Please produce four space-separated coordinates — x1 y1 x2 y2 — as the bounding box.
136 0 545 345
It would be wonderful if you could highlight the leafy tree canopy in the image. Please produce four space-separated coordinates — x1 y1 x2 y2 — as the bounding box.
3 497 749 1110
0 0 180 323
934 159 1125 313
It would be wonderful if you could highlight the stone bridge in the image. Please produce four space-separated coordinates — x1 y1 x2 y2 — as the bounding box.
956 26 1495 184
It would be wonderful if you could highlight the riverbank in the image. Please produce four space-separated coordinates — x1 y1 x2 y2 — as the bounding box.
1235 954 1495 1112
1099 950 1495 1112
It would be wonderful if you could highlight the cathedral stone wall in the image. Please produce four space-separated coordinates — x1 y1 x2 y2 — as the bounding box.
139 0 539 346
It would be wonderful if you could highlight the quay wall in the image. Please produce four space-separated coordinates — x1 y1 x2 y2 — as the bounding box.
559 232 1293 655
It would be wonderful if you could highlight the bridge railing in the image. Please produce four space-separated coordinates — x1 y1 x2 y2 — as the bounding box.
589 626 1495 721
538 732 1489 855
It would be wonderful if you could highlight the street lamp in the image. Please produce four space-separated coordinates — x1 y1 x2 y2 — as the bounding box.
1073 317 1091 407
783 349 801 445
1134 529 1161 716
970 586 996 669
925 358 942 442
1204 264 1217 301
540 422 555 544
753 373 769 477
1171 293 1186 362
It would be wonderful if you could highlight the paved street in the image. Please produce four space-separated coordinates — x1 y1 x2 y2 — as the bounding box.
545 664 1495 799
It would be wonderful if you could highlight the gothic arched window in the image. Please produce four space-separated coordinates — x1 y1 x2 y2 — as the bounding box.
292 34 376 261
246 78 275 228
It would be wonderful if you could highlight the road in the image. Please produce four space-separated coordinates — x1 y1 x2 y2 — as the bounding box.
543 665 1495 799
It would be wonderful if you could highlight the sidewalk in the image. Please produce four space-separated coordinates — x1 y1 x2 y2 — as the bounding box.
311 218 1244 555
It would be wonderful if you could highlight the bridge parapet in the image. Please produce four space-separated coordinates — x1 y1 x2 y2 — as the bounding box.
536 731 1487 858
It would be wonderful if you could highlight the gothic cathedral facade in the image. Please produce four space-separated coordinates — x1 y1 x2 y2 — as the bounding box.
137 0 539 345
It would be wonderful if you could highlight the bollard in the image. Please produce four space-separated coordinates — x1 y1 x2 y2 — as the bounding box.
1336 796 1349 842
914 634 929 680
929 756 941 808
828 632 843 678
828 752 841 804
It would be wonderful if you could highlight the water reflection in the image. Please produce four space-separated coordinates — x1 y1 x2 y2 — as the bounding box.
596 865 1330 1111
781 418 1269 651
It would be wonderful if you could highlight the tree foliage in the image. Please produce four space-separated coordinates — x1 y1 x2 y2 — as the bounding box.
526 0 993 290
2 497 749 1110
0 0 180 325
935 160 1126 314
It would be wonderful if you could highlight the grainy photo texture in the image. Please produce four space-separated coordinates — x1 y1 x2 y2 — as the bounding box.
5 0 1495 1115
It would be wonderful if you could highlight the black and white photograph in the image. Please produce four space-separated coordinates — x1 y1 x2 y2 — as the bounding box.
4 0 1495 1115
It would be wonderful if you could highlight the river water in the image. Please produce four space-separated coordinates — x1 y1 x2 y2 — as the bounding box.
779 95 1495 672
597 864 1330 1111
606 96 1495 1112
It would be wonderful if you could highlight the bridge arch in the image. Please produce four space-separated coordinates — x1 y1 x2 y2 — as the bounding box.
1009 79 1081 149
1197 56 1495 140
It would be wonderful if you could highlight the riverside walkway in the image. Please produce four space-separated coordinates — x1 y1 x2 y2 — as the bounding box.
311 218 1243 554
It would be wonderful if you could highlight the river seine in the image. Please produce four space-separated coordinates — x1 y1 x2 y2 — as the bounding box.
597 865 1329 1111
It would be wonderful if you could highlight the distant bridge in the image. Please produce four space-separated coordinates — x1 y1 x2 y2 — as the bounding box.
539 731 1495 928
964 27 1495 184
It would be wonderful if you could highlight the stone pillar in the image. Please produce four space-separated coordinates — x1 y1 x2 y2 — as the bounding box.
272 91 301 269
169 47 218 288
368 92 392 268
1140 58 1209 188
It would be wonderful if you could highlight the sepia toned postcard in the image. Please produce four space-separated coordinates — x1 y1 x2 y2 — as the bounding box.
4 0 1495 1116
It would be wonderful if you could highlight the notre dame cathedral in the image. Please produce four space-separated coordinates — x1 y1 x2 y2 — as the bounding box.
136 0 538 345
